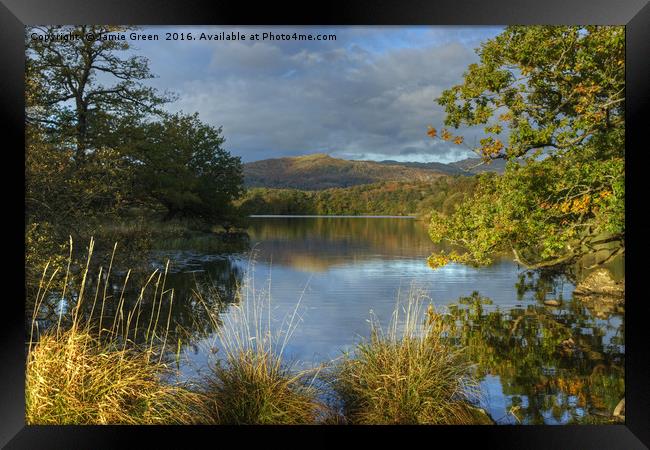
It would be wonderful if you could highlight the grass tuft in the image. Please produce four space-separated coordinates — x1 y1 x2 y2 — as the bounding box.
26 328 210 424
26 237 212 425
199 268 326 424
331 289 480 424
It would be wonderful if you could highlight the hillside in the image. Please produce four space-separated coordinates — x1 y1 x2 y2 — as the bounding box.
244 154 507 190
244 153 460 190
236 177 479 218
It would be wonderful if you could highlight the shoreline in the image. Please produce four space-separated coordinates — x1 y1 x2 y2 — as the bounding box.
249 214 417 219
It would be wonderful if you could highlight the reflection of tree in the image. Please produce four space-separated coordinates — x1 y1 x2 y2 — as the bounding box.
32 256 244 348
515 269 572 302
442 291 624 424
164 259 243 341
247 217 456 271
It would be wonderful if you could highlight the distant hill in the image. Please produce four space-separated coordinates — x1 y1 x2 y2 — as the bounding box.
243 153 505 190
244 154 452 190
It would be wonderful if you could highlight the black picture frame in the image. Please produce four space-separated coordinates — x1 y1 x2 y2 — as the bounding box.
2 0 648 448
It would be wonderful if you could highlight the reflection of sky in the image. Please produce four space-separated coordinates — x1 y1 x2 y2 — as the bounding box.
480 375 586 425
177 254 576 379
480 375 516 424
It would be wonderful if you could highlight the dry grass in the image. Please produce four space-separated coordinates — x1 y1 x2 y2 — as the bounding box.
26 237 213 425
331 289 481 424
198 268 326 424
26 329 210 424
204 349 324 424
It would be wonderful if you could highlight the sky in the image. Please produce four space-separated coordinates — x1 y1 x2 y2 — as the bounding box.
128 26 504 163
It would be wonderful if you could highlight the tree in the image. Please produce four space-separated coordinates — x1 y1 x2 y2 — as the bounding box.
129 113 244 222
427 26 624 270
25 26 171 279
26 25 173 162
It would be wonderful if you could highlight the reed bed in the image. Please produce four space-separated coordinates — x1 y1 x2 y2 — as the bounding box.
26 237 212 425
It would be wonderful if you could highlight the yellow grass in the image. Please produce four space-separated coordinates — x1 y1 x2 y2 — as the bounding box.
26 237 213 425
331 289 481 424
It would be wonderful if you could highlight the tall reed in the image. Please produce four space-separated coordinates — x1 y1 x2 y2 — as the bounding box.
198 264 326 424
26 237 212 425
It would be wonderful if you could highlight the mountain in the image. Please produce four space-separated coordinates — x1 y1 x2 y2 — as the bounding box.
243 153 505 190
243 154 452 190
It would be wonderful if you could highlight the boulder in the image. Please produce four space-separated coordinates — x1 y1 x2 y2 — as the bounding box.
573 268 624 299
613 398 625 421
573 268 624 318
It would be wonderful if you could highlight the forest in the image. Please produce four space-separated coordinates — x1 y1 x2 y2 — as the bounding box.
236 176 478 217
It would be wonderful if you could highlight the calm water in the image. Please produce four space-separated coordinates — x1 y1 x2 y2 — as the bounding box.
41 216 624 425
148 216 624 425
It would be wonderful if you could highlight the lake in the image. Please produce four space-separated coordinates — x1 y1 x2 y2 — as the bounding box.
121 217 626 424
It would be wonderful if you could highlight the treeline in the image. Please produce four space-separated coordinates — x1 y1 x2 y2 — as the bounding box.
236 176 478 218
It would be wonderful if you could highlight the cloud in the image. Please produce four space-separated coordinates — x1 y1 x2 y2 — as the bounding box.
133 26 503 162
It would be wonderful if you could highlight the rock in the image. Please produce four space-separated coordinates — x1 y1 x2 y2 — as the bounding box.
613 398 625 421
544 299 561 307
573 268 624 318
573 268 624 299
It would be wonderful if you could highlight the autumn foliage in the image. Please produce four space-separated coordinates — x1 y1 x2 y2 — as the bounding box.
426 26 624 269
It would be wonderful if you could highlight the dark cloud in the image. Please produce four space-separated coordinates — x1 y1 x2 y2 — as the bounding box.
132 26 503 162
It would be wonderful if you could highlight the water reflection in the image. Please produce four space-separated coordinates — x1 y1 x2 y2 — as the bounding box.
32 252 245 346
443 291 624 424
245 216 440 271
